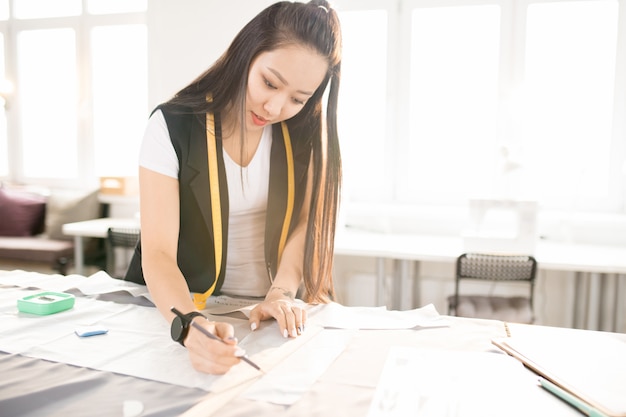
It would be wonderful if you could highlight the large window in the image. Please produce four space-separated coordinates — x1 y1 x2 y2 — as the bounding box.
521 0 619 208
18 28 78 178
1 0 624 214
0 0 147 186
408 4 501 201
91 24 147 177
336 0 626 213
337 7 389 201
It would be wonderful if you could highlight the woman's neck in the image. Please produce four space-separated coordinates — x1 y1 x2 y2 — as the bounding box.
219 110 264 168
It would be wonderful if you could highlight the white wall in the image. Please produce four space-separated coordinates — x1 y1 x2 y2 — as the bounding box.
147 0 274 108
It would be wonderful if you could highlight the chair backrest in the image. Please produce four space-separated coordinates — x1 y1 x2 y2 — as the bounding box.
450 252 538 322
456 253 537 283
106 227 140 278
107 227 140 248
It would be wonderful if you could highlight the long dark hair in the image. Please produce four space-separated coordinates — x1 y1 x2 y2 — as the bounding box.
169 0 342 303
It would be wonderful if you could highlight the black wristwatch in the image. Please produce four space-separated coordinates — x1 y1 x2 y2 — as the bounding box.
170 309 205 346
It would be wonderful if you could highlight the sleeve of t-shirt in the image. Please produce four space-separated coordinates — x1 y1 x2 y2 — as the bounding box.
138 109 179 179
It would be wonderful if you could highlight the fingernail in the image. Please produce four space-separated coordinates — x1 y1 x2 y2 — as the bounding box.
297 325 303 334
227 336 238 342
291 328 297 337
235 347 246 357
283 329 288 338
250 322 257 331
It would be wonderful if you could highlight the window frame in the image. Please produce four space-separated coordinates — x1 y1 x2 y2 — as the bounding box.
335 0 626 214
0 3 146 188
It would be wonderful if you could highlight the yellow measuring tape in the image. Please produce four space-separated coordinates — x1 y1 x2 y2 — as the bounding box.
277 122 295 266
193 115 295 309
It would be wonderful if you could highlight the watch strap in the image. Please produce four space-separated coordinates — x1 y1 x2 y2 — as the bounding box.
173 311 206 345
185 311 206 321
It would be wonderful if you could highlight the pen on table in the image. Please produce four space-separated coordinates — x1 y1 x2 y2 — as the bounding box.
171 307 263 372
538 377 609 417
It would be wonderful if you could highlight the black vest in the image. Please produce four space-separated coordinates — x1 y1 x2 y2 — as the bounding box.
125 104 311 294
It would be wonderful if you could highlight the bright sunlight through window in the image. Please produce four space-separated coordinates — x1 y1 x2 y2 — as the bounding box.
408 5 501 201
18 28 78 178
520 0 618 206
337 9 388 202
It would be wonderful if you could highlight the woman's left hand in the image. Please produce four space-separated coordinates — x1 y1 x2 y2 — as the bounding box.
248 295 307 338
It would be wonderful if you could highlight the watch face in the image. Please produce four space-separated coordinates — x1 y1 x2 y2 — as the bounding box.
170 315 185 342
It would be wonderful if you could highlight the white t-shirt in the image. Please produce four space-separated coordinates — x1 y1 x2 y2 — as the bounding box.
139 110 272 297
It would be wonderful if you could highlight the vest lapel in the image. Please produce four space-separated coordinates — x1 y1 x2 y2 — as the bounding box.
186 113 229 243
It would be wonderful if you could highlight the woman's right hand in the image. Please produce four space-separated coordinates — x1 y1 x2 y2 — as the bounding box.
183 319 244 374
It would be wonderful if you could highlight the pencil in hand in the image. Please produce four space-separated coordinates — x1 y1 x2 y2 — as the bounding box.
171 307 263 372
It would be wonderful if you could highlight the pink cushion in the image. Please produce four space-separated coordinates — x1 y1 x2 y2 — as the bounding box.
0 188 47 237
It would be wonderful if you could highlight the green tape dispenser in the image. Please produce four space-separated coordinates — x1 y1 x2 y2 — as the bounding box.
18 292 75 315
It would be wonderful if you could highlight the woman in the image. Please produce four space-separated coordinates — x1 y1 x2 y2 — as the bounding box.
125 0 342 374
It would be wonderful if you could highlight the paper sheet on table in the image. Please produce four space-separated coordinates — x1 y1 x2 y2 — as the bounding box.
179 325 342 417
1 280 340 396
202 297 312 316
204 300 449 330
0 271 253 313
241 329 352 405
306 302 449 330
0 271 447 330
1 272 442 401
0 286 308 392
367 347 535 417
200 295 266 315
0 270 150 298
0 270 280 315
492 329 626 417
